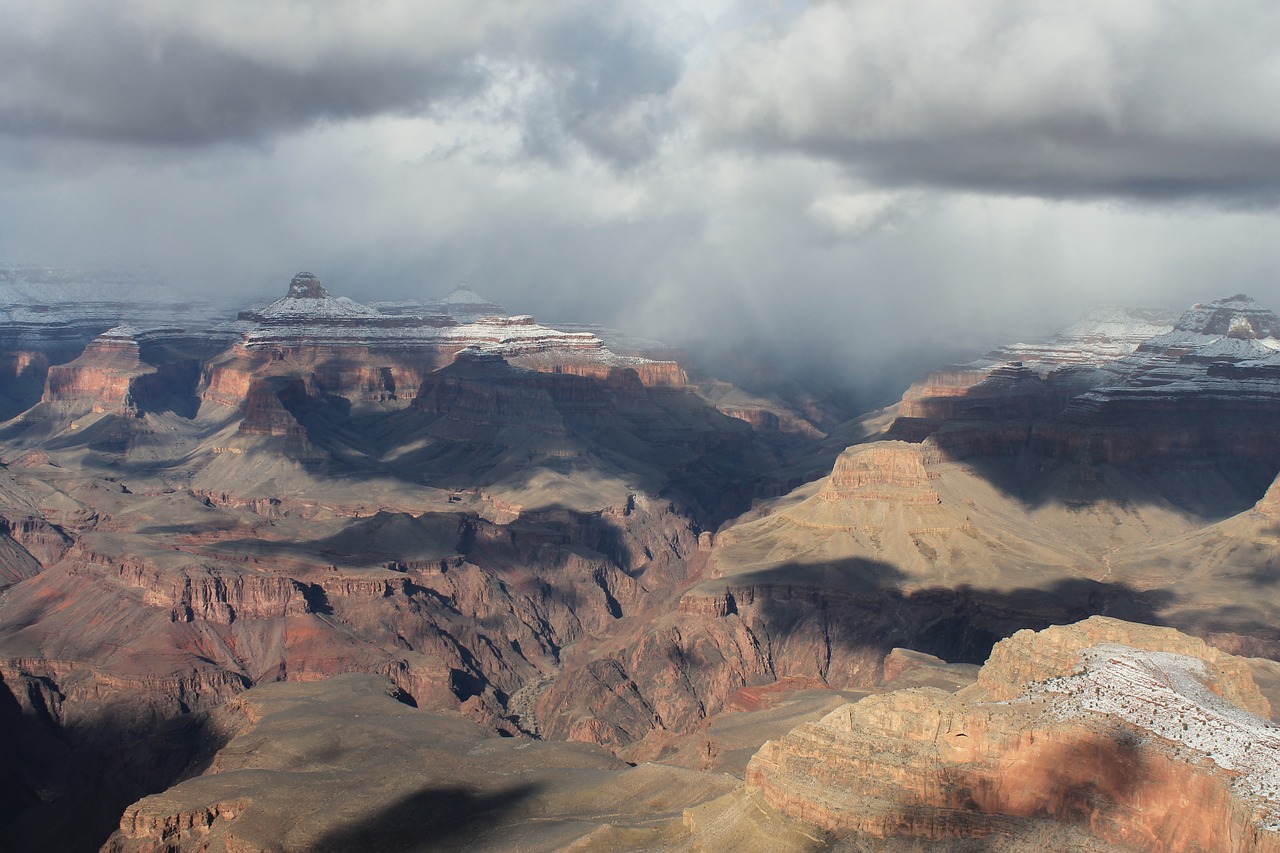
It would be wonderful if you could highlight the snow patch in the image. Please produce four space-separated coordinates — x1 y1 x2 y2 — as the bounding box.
1029 643 1280 831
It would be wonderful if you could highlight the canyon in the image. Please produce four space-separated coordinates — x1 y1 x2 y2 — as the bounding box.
2 278 1280 850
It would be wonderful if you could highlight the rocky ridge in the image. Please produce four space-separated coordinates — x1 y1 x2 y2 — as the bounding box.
747 617 1280 851
894 295 1280 469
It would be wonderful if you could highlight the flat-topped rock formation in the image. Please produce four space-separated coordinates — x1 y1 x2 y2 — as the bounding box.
746 617 1280 852
893 295 1280 470
38 325 202 417
203 274 685 418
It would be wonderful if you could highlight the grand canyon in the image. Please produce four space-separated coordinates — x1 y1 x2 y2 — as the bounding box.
1 266 1279 851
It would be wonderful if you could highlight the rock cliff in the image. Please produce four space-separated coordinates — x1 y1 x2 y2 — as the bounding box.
747 617 1280 852
892 296 1280 470
203 274 686 419
40 326 202 417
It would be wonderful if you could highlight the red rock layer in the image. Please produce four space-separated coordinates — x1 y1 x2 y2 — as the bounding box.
42 337 146 414
40 334 200 417
200 342 454 410
201 341 687 416
746 617 1280 853
817 442 940 504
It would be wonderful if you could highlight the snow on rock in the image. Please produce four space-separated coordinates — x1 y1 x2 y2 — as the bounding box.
227 273 686 383
374 283 507 323
1031 642 1280 829
0 263 213 341
440 284 492 306
748 618 1280 851
902 295 1280 431
971 304 1180 372
247 272 384 323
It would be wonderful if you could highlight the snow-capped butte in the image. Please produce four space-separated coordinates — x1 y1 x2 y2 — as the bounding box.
215 273 687 385
286 272 328 300
251 273 384 323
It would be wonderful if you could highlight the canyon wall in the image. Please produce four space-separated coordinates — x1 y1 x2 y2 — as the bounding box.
747 617 1280 852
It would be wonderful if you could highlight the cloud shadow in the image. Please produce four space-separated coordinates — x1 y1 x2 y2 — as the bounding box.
309 782 540 853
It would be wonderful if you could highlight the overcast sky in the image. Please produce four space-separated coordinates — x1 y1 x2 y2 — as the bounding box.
2 0 1278 384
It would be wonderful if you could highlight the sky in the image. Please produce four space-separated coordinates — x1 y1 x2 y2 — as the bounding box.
2 0 1279 386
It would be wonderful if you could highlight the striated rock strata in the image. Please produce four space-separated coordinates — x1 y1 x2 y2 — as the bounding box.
892 295 1280 471
747 617 1280 852
202 273 686 419
41 326 203 417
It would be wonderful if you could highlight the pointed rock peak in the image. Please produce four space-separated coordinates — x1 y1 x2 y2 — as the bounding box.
441 283 492 305
1173 294 1280 338
288 272 328 299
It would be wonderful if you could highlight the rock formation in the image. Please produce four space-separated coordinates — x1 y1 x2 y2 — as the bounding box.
38 326 205 417
8 280 1280 849
893 295 1280 469
102 674 742 853
200 274 688 443
747 617 1280 852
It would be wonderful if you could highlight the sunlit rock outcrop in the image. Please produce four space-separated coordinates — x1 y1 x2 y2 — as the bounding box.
747 617 1280 852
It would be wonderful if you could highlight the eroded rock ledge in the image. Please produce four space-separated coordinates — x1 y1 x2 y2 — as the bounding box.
746 616 1280 852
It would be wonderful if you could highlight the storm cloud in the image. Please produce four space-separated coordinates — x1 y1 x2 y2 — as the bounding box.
0 0 681 160
0 0 1277 399
682 0 1280 202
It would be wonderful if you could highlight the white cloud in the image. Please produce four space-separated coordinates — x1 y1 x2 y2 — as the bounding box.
0 0 1278 399
808 191 921 239
680 0 1280 200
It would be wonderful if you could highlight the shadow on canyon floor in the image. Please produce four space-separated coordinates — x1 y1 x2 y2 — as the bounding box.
0 687 230 853
178 503 640 582
732 557 1177 667
958 452 1278 521
309 782 540 853
886 374 1280 521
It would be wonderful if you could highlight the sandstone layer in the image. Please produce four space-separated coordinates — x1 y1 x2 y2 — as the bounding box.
747 617 1280 852
893 295 1280 471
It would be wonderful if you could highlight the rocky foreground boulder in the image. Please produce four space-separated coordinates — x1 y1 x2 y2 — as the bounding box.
747 616 1280 852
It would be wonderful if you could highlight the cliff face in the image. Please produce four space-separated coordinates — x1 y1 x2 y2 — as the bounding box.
818 441 940 504
40 326 202 417
200 341 454 410
746 617 1280 852
198 273 688 418
893 295 1280 469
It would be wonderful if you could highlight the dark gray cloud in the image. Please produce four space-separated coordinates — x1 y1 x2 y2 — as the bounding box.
0 4 473 145
0 1 682 161
516 7 684 165
681 0 1280 203
0 0 1277 403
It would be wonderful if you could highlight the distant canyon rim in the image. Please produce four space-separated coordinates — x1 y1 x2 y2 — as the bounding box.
2 267 1280 851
